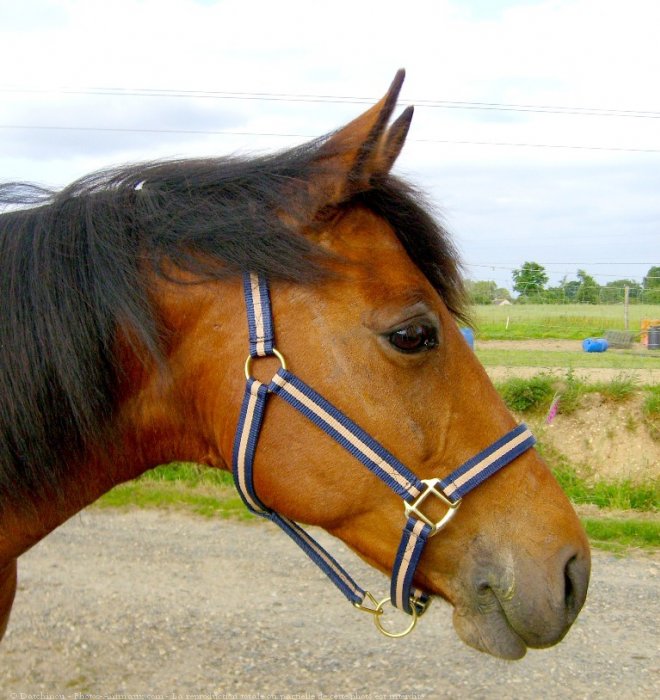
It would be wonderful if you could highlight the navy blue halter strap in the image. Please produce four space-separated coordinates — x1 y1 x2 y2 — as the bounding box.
232 272 536 636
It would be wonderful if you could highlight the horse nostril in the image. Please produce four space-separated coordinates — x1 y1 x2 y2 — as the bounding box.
563 552 589 619
564 555 576 611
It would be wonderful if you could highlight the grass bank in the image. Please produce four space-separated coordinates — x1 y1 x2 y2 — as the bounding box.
582 518 659 555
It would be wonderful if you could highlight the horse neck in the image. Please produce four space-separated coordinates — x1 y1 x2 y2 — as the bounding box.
0 559 16 641
0 440 168 564
0 313 237 563
12 276 250 561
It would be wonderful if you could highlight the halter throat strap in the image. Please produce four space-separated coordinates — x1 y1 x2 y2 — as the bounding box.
232 273 536 631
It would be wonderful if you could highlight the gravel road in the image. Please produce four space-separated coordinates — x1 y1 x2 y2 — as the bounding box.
0 509 658 699
477 339 660 385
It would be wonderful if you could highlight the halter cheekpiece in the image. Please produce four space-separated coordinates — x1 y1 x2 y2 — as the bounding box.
232 272 536 637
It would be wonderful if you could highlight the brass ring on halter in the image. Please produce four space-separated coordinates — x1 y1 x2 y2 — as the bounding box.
372 597 419 638
244 348 287 381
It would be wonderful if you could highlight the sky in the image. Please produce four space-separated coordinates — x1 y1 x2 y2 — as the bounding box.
1 0 658 293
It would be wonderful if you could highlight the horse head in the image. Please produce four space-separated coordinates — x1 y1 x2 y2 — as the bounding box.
0 71 589 659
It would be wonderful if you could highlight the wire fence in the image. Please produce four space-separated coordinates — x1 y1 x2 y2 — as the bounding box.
493 288 660 305
470 301 660 342
467 282 660 306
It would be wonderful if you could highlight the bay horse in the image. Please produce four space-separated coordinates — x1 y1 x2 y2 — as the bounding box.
0 71 589 659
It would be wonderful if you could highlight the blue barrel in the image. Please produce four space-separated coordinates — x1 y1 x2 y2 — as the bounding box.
460 327 475 349
582 337 609 352
649 326 660 350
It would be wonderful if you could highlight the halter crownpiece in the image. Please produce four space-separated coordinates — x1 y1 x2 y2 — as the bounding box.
232 272 536 637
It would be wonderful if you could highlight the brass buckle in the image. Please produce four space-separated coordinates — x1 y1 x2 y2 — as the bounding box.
244 347 287 381
404 478 461 536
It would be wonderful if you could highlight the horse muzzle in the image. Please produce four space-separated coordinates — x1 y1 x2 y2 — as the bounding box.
450 543 591 659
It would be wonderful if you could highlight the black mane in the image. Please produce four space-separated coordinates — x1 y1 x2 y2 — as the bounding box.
0 143 466 510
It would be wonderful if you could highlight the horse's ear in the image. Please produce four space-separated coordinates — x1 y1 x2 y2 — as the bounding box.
304 69 413 212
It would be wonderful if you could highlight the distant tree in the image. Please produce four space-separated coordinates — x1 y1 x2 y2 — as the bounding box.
545 276 579 303
466 280 497 304
643 266 660 289
512 262 548 299
544 286 567 303
494 287 512 302
560 278 580 302
575 269 599 304
601 279 642 304
643 266 660 303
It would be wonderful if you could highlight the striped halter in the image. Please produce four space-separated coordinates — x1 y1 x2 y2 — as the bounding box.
232 272 536 637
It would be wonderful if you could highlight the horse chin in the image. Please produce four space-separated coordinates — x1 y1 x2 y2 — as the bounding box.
451 603 528 660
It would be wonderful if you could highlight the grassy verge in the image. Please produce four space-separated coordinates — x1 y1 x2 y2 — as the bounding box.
550 461 658 512
95 461 658 555
494 371 649 416
96 464 254 521
97 481 253 520
476 347 659 370
582 519 659 555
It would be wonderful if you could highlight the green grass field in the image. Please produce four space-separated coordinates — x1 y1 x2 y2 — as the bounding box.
471 303 660 340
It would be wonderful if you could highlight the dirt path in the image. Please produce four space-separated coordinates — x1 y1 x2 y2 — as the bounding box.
486 365 660 384
478 339 660 384
478 339 655 353
0 510 658 699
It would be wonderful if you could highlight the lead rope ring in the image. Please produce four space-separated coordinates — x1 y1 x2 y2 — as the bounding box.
353 592 422 638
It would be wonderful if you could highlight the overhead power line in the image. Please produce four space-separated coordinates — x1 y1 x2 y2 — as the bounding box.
466 263 660 281
3 86 660 153
467 262 658 268
415 138 660 154
2 85 660 120
1 123 660 155
0 124 306 138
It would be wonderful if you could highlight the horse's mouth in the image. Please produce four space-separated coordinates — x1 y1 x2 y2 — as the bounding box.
429 541 590 659
448 585 577 660
453 607 527 660
451 596 529 660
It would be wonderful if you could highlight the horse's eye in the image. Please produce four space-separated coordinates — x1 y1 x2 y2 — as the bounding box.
387 323 439 353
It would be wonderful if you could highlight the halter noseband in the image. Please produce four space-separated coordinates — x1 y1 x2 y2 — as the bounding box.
232 273 535 637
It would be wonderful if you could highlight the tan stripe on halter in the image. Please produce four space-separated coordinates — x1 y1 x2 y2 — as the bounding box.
271 374 420 498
